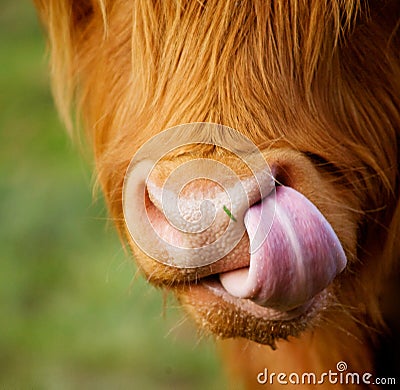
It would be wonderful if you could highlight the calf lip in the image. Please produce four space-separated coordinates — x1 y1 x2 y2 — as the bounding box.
200 277 317 321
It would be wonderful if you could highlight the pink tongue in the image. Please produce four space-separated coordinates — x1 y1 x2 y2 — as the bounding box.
219 186 346 311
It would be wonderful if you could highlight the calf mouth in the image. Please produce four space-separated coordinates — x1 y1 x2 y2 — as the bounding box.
126 182 347 344
136 181 346 324
136 230 341 347
176 275 335 347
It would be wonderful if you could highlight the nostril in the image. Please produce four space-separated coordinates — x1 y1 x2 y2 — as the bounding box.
271 164 292 188
145 180 160 210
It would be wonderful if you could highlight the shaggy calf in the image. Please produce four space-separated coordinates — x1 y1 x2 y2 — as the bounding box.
35 0 399 388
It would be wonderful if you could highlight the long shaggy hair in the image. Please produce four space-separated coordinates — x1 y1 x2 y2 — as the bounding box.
35 0 399 387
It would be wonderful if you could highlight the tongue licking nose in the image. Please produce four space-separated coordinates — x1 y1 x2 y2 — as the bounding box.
220 186 347 312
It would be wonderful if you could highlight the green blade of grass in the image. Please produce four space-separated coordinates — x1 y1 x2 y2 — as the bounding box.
223 205 237 222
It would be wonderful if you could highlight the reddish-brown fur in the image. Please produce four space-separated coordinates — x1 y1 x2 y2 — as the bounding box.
34 1 399 388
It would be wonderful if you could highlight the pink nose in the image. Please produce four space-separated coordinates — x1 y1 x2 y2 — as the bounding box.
123 157 276 268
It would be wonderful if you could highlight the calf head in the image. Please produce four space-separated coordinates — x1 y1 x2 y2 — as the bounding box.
35 0 399 351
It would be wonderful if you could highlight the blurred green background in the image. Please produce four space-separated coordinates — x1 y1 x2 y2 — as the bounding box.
0 1 225 388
